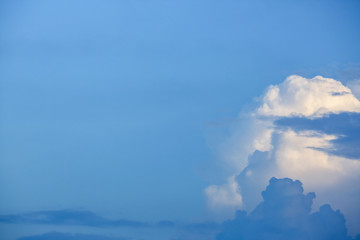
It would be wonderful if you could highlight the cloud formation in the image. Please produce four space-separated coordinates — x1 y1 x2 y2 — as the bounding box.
0 209 148 228
217 177 358 240
205 75 360 235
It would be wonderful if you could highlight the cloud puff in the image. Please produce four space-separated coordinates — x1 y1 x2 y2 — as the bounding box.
0 209 148 228
205 176 243 217
216 177 358 240
205 75 360 235
17 231 127 240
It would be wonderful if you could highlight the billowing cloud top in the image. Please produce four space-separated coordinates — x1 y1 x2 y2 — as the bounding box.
257 75 360 117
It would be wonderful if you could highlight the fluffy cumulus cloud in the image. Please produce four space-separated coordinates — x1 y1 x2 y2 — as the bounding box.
217 177 359 240
258 75 360 117
205 75 360 235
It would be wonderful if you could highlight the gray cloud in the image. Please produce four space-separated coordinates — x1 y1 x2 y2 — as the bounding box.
217 177 359 240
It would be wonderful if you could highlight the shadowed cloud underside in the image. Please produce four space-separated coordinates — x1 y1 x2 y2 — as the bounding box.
217 177 359 240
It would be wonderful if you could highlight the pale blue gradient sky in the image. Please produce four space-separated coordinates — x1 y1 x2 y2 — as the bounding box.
1 0 360 239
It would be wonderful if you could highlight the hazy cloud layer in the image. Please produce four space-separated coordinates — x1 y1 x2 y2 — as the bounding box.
0 209 223 240
217 177 359 240
205 75 360 235
18 232 127 240
0 209 148 228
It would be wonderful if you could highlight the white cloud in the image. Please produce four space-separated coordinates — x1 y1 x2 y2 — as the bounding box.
257 75 360 117
205 75 360 235
274 129 360 188
205 176 242 218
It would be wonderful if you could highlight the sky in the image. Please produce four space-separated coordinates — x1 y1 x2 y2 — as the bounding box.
1 0 360 239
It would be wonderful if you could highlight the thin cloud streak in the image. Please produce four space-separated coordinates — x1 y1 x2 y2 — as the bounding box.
0 209 148 228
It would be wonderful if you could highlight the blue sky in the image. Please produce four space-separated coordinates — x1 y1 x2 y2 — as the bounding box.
1 0 360 239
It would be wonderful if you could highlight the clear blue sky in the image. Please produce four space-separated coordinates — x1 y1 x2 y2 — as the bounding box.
1 1 360 239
